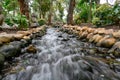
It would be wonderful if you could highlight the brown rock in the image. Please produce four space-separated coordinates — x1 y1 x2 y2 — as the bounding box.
87 33 94 40
109 41 120 53
97 36 116 48
17 31 31 36
112 30 120 38
26 45 37 53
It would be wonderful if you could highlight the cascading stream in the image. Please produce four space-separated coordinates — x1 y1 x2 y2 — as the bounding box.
2 28 120 80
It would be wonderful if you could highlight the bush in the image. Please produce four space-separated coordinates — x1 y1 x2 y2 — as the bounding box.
92 17 100 26
94 4 112 26
93 3 120 26
5 14 29 28
38 19 46 26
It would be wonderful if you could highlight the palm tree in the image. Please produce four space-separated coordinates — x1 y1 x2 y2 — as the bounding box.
67 0 76 25
18 0 29 19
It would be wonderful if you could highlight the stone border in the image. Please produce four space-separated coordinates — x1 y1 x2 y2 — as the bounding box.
0 25 47 71
61 25 120 57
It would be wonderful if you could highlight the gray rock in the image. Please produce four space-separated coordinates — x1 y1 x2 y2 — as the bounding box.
0 41 22 58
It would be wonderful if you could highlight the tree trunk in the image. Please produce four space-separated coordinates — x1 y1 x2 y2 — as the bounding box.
48 0 53 25
88 0 92 23
18 0 29 19
0 4 4 26
67 0 75 25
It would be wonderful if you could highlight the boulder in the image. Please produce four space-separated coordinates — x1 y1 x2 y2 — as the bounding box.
93 35 103 43
89 34 101 43
0 41 22 58
97 37 116 48
79 31 88 39
0 36 11 43
26 45 37 53
108 41 120 53
13 34 24 40
87 33 94 40
112 30 120 38
17 31 31 36
96 35 110 47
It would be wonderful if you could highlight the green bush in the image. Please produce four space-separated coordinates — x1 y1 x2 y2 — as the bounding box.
93 3 120 26
92 17 100 26
5 14 29 28
94 4 112 26
111 4 120 25
38 19 46 26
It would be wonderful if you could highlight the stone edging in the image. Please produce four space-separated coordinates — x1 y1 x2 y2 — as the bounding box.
0 25 47 71
61 25 120 57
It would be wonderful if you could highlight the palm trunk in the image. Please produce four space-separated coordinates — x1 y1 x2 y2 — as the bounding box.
18 0 29 19
48 0 53 25
67 0 75 25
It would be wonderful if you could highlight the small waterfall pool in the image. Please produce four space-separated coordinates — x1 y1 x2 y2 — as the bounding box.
2 28 120 80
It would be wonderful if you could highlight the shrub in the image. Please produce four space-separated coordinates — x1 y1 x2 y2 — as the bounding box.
5 14 29 28
38 19 46 26
94 4 112 26
92 17 100 26
93 3 120 26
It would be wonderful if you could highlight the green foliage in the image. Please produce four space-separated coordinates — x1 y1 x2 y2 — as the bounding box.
38 19 46 26
92 17 100 26
93 3 120 26
111 4 120 25
5 14 29 28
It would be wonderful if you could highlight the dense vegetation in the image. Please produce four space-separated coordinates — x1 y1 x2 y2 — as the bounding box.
0 0 120 28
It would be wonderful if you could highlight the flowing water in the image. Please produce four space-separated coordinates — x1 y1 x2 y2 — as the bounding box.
2 28 120 80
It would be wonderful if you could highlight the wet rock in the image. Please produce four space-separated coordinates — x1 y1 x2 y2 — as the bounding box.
26 45 37 53
0 43 21 58
108 41 120 56
88 48 97 55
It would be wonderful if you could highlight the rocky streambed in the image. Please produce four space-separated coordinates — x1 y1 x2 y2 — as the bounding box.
0 26 47 78
0 26 120 80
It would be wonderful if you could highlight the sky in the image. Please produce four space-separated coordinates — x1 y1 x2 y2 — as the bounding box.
100 0 116 5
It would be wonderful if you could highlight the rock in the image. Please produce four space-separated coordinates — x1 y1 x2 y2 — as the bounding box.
23 36 30 40
88 48 97 55
112 30 120 38
26 45 37 53
89 34 102 43
0 36 11 43
79 31 88 39
0 43 21 58
94 35 103 43
30 23 39 28
13 34 24 40
2 23 11 28
108 41 120 54
86 33 94 40
17 31 31 36
97 37 116 48
96 35 110 47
